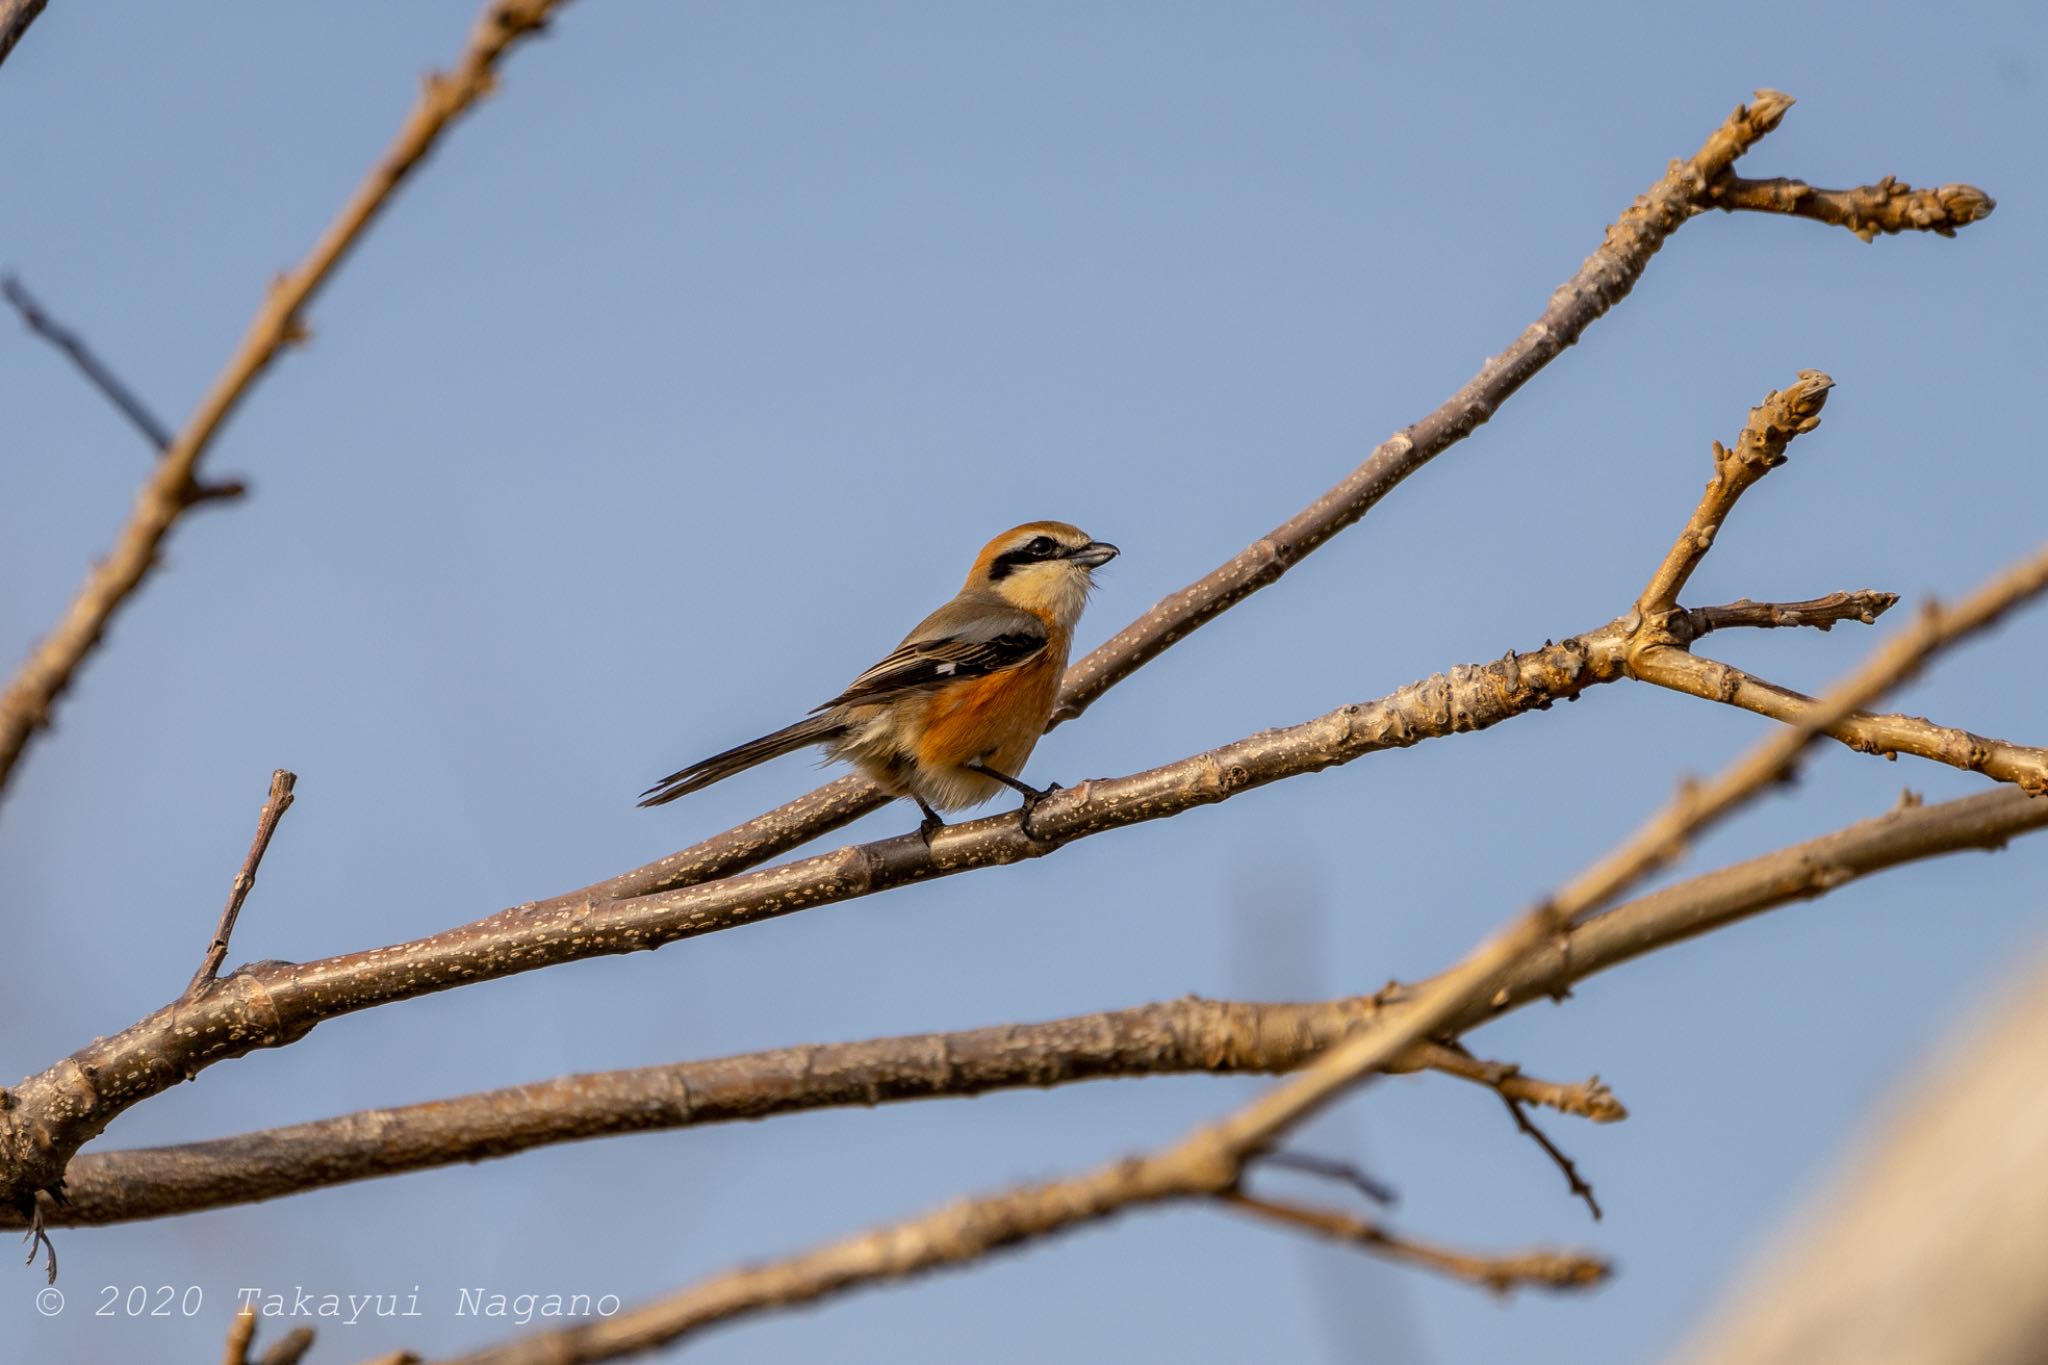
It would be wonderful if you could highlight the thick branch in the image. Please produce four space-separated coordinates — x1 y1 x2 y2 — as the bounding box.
16 777 2039 1286
1707 172 1996 240
426 868 1567 1365
0 0 571 805
0 595 1873 1210
7 1001 1614 1227
1444 782 2048 1033
0 615 1630 1208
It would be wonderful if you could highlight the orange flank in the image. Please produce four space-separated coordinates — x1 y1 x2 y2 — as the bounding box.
914 648 1065 799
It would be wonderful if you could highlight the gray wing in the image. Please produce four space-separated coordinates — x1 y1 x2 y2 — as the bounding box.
814 601 1047 712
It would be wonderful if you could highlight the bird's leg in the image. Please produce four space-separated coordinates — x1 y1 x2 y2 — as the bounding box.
913 796 948 846
966 760 1062 840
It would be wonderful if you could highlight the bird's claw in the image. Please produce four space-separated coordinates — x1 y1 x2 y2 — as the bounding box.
1018 781 1063 842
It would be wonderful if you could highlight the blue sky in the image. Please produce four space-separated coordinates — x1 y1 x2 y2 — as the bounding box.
3 3 2043 1361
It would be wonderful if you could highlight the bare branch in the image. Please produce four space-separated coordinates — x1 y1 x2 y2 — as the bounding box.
417 882 1566 1364
0 0 573 806
572 95 1991 925
1495 1091 1603 1221
1437 783 2047 1040
13 781 2041 1269
1707 173 1996 240
2 273 180 452
0 594 1863 1213
189 769 297 994
1560 544 2048 931
601 90 1819 905
1558 369 2048 929
1055 90 1793 724
1685 591 1897 634
1637 371 1833 617
1630 649 2048 794
10 1001 1620 1228
1621 374 2048 795
1398 1042 1627 1123
1218 1191 1608 1294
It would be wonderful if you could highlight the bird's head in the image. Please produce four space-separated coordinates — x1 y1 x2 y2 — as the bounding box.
967 521 1119 627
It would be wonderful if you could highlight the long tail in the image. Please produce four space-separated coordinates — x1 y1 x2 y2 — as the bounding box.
637 714 844 808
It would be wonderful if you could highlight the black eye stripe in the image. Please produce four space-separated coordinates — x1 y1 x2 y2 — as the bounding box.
988 537 1069 581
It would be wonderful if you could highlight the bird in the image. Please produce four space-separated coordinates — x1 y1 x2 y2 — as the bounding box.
639 520 1119 839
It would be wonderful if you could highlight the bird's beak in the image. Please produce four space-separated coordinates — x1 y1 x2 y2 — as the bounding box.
1069 541 1120 568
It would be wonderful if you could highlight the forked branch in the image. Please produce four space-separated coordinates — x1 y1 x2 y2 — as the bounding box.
0 590 1883 1216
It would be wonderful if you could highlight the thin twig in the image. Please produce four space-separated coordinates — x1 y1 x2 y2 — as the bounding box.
189 769 298 994
1636 371 1833 618
1707 173 1996 240
1566 371 2048 930
1497 1092 1602 1221
1258 1150 1398 1205
1685 592 1897 634
1606 533 2048 927
2 274 180 453
1401 1041 1627 1122
1431 1038 1609 1216
1629 648 2048 794
1217 1191 1608 1294
0 0 573 806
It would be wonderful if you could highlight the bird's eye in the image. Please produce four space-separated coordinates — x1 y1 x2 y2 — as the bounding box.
1025 536 1058 558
